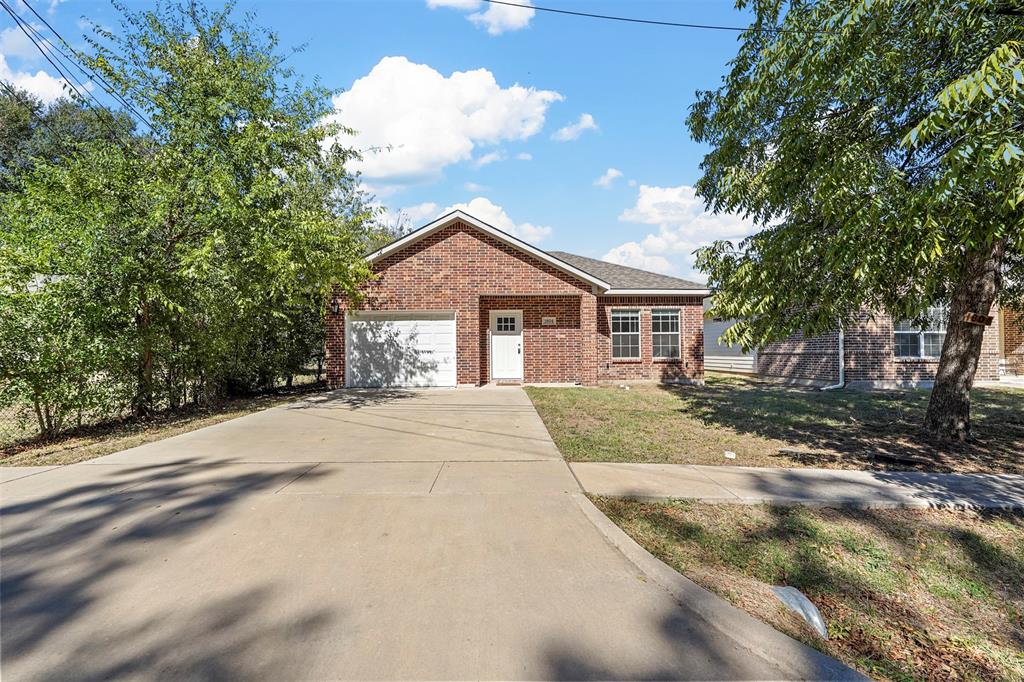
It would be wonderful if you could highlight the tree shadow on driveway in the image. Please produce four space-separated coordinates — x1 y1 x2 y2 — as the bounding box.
1 460 334 680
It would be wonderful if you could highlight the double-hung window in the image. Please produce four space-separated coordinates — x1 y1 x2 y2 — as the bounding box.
652 309 680 359
894 305 947 358
611 310 640 359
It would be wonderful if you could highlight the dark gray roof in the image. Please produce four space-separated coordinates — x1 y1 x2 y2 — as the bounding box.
547 251 707 290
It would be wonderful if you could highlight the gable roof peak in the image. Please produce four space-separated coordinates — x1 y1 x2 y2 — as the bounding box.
366 210 612 290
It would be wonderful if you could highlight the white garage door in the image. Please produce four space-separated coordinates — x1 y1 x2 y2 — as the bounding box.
346 312 457 387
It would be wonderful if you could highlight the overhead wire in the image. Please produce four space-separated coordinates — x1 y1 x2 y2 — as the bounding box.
479 0 832 35
18 0 154 131
0 0 141 150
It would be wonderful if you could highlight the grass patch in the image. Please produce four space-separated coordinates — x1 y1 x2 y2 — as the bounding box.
595 498 1024 681
525 373 1024 473
0 385 324 467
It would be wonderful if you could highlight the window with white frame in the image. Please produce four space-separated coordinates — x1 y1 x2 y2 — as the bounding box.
894 305 948 358
611 310 640 359
652 309 680 358
495 315 517 332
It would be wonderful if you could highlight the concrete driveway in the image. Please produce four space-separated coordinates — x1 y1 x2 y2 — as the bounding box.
1 388 855 680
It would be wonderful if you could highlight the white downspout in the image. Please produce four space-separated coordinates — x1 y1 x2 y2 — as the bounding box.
821 322 845 391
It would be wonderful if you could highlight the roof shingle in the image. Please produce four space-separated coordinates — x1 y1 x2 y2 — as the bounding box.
547 251 707 291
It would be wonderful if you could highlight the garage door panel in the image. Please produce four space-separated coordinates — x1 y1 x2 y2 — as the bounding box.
346 313 457 387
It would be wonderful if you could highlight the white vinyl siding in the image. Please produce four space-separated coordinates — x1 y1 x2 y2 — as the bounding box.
894 305 947 359
611 310 640 359
652 309 680 359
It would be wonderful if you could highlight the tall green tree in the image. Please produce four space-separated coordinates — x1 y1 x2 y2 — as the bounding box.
0 86 133 190
1 1 378 427
689 0 1023 442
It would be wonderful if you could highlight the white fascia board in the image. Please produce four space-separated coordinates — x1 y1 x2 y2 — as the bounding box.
366 210 612 290
603 288 712 296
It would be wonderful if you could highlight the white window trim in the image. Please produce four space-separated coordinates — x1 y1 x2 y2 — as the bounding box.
894 306 948 359
610 308 641 361
651 308 681 360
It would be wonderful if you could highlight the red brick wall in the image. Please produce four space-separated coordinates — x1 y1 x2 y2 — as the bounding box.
479 295 582 384
757 330 840 383
844 310 1000 383
327 222 592 386
325 220 705 387
595 297 705 383
756 309 1002 385
1003 307 1023 375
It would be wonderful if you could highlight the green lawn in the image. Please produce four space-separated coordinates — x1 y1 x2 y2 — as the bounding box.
595 498 1024 681
525 374 1024 473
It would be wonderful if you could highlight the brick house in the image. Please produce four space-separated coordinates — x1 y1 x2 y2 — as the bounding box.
325 210 709 388
754 306 1023 388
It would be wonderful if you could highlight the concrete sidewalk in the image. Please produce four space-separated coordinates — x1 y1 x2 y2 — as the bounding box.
571 462 1024 509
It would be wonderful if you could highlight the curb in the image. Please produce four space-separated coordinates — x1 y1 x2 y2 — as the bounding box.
582 493 1024 511
572 493 867 681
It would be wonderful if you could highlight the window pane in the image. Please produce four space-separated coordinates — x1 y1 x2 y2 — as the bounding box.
894 319 917 332
612 310 640 359
925 306 948 332
653 333 679 358
652 310 678 334
894 332 920 357
613 337 639 358
923 332 945 357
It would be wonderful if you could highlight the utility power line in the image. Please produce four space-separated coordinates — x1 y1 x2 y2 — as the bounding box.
18 0 154 131
0 1 130 148
480 0 831 35
0 0 151 141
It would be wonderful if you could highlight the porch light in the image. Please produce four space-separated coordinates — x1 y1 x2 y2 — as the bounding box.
330 296 341 315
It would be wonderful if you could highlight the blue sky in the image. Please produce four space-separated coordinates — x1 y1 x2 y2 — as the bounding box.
1 0 760 281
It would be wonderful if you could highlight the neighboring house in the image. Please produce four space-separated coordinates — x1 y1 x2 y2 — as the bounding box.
756 306 1023 388
703 298 756 375
325 210 709 388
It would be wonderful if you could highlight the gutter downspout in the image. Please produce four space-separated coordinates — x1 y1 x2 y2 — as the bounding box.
821 322 845 391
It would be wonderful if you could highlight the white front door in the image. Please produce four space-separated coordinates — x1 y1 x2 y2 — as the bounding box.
490 310 523 380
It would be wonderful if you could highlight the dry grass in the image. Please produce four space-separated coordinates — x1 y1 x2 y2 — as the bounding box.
595 498 1024 681
0 386 324 467
525 374 1024 473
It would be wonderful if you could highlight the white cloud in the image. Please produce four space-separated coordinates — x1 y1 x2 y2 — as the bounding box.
379 201 440 231
603 243 675 276
594 167 623 189
604 184 758 278
328 56 561 189
468 0 535 34
401 202 441 223
552 113 597 142
427 0 535 34
516 152 532 161
473 150 504 167
444 196 552 243
0 54 67 103
627 179 637 187
0 24 45 60
463 181 487 192
426 0 479 8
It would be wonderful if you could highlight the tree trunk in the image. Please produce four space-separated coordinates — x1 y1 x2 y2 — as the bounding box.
32 395 46 438
135 302 154 417
924 238 1006 441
